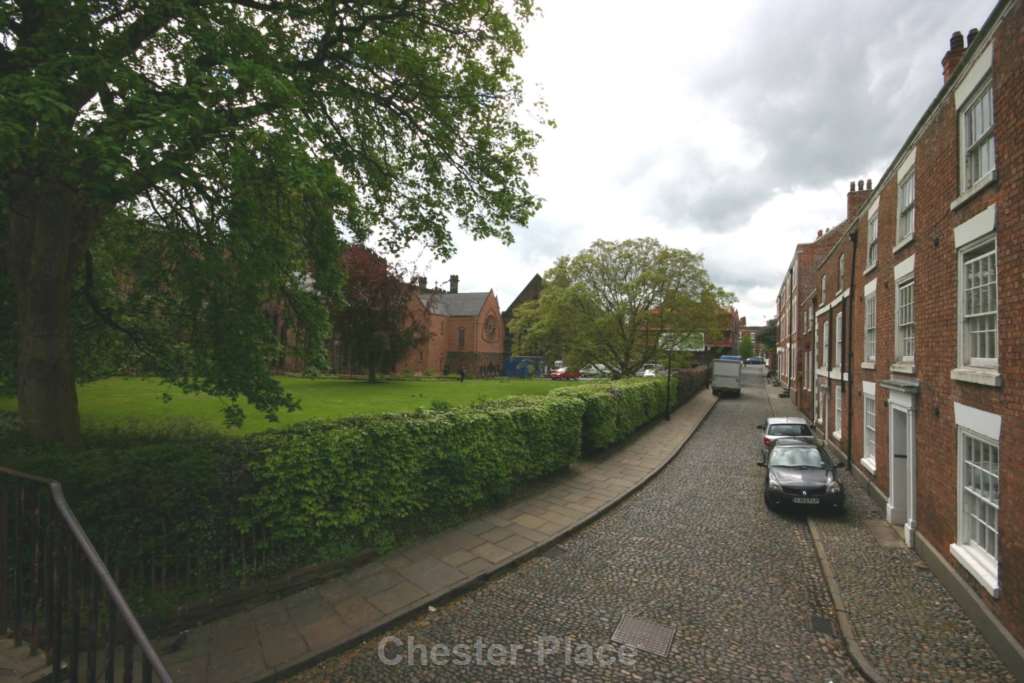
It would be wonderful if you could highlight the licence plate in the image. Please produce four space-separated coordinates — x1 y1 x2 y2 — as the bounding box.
793 497 819 504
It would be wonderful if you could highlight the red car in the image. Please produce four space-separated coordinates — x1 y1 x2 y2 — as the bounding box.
548 367 580 380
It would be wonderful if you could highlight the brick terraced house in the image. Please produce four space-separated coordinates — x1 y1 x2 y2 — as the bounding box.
775 1 1024 674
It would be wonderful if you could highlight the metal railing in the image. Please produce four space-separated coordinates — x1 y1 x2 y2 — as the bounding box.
0 467 172 682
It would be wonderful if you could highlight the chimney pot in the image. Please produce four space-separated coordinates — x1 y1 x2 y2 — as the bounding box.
967 28 978 46
817 229 823 238
857 180 864 191
943 31 967 83
449 274 459 294
866 179 873 190
849 181 855 192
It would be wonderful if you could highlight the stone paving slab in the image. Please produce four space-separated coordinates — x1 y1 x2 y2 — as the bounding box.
157 389 718 683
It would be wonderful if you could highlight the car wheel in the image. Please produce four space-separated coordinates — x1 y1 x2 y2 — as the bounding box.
763 492 774 509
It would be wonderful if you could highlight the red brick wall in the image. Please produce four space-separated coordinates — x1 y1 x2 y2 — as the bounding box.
806 4 1024 644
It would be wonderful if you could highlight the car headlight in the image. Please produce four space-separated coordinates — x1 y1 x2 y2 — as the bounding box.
826 479 842 494
768 474 782 491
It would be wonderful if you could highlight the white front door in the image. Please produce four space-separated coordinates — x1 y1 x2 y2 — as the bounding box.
887 394 916 546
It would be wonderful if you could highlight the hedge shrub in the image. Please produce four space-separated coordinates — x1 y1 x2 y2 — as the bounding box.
242 393 584 553
552 377 679 454
0 376 710 619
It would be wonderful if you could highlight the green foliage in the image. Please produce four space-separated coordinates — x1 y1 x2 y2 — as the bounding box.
509 239 734 377
1 0 548 440
553 378 678 454
739 333 755 359
759 319 778 354
244 394 585 552
1 372 714 620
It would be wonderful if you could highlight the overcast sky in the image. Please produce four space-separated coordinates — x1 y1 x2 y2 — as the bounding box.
403 0 996 326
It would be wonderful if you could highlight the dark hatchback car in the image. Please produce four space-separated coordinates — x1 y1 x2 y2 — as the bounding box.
760 438 845 512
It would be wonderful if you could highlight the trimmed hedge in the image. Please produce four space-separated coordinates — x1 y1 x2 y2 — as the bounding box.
1 376 707 618
242 394 585 552
552 377 679 454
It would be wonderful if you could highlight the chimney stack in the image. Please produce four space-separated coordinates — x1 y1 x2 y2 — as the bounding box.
943 31 966 83
847 178 873 219
967 28 979 47
449 274 459 293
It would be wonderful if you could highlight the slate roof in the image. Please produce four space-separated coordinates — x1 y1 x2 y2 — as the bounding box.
418 291 491 317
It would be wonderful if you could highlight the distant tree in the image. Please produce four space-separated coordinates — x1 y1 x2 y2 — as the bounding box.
759 319 778 354
333 246 426 383
739 333 754 359
1 1 545 445
509 239 734 378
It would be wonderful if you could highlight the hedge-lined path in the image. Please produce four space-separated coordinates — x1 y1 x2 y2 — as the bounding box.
159 387 719 682
285 369 865 682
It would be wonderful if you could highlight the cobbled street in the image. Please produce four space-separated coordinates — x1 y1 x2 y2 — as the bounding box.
293 369 867 682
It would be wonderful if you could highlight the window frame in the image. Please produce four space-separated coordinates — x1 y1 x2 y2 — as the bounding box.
954 427 1000 589
834 311 843 370
862 395 876 470
959 79 995 194
838 254 845 293
833 384 842 439
895 277 915 363
866 211 879 269
957 235 998 370
822 319 830 370
864 291 877 361
897 170 916 243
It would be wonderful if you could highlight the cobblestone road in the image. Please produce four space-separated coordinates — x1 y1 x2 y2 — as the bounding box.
290 370 865 682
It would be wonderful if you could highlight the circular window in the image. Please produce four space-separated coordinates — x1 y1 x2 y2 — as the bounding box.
483 315 498 342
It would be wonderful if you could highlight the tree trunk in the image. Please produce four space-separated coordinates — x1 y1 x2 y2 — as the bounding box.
7 181 98 447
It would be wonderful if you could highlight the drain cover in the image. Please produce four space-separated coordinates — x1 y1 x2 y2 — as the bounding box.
611 615 676 657
810 615 836 637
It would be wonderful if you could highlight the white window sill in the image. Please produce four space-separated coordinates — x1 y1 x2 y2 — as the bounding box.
950 543 1000 597
892 235 914 254
950 171 997 212
816 368 827 377
891 362 915 375
862 262 877 276
950 367 1002 387
831 431 842 441
861 361 876 370
861 456 876 474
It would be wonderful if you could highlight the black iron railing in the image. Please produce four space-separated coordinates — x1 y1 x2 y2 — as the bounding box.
0 467 172 682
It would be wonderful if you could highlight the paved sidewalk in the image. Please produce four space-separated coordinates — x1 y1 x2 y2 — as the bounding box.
764 383 1012 681
159 389 718 682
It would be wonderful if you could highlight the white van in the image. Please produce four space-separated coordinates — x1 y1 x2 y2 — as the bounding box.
711 358 742 397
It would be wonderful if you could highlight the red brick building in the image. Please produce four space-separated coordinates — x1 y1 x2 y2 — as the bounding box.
777 1 1024 672
395 276 505 377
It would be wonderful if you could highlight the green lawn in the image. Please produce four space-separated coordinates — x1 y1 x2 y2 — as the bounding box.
0 376 561 435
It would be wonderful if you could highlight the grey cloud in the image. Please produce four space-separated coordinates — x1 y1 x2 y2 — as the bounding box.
644 0 991 232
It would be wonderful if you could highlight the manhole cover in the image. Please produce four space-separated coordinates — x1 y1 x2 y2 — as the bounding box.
810 614 836 637
611 615 676 657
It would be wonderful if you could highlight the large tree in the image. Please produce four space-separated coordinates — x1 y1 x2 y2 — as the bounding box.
0 0 544 444
509 238 734 378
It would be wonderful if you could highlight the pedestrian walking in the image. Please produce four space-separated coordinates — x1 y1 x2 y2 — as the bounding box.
459 367 466 383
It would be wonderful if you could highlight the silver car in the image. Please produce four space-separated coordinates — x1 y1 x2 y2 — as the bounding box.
757 416 814 461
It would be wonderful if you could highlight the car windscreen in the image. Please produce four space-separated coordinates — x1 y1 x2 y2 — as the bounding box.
769 446 829 468
767 424 813 437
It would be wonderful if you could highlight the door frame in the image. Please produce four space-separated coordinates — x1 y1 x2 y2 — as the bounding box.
887 389 917 547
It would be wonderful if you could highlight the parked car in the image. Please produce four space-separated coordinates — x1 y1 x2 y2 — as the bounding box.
757 416 814 461
579 363 610 378
760 438 845 511
745 356 765 365
548 366 580 380
719 354 743 363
